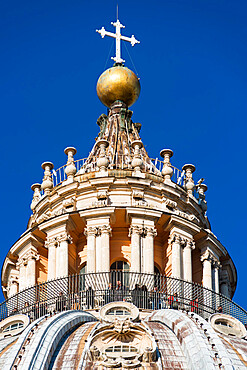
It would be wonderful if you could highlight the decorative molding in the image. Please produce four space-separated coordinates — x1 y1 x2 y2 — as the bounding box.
132 190 144 200
62 197 76 210
163 197 177 210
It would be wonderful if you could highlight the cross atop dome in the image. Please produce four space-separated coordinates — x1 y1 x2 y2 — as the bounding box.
96 18 140 64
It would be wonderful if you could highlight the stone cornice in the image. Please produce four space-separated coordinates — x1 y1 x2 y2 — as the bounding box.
79 207 116 222
165 215 200 236
126 207 162 223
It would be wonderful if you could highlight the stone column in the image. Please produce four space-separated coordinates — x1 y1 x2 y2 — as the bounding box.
201 250 213 290
17 258 27 292
26 249 39 287
84 226 97 273
95 228 102 273
220 270 231 298
169 234 182 279
101 225 112 272
183 240 195 282
56 232 71 278
45 237 57 281
129 225 142 273
214 261 221 294
143 227 157 274
7 277 19 314
8 278 18 297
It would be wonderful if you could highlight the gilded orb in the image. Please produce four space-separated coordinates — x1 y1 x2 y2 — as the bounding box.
96 65 140 108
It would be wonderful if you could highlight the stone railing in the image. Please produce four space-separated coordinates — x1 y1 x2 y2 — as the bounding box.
1 272 246 325
50 156 185 188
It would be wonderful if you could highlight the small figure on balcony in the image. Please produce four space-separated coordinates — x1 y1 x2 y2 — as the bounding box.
86 286 94 309
217 305 223 313
131 283 140 307
105 283 114 304
56 292 67 312
168 293 179 309
190 298 199 314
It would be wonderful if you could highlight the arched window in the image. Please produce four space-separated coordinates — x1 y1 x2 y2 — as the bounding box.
110 261 130 289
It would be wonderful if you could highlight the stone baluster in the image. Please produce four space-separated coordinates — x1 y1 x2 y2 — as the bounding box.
101 225 112 272
84 227 97 273
143 227 157 274
30 183 41 212
56 232 72 278
200 249 213 290
129 225 142 273
197 183 208 213
182 164 195 196
131 140 143 175
96 139 109 173
64 147 77 183
183 239 195 282
169 234 182 279
41 161 54 196
45 237 57 281
160 149 173 184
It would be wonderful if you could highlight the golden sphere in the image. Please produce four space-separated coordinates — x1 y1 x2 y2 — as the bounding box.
96 65 140 108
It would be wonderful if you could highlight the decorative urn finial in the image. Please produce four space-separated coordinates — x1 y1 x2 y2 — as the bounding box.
64 147 77 182
41 162 54 196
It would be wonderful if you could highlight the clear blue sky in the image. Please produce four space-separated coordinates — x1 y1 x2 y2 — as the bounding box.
0 0 246 309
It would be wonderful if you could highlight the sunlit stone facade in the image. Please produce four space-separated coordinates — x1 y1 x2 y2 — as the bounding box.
1 17 246 370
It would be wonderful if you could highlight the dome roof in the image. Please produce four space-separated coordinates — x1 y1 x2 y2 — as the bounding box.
1 305 246 369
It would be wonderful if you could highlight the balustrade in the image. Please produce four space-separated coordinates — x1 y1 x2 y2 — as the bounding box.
1 272 246 325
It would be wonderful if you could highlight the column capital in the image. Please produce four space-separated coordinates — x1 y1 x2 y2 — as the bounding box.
45 236 58 248
25 248 40 262
200 249 214 263
184 239 195 250
145 227 157 238
128 225 143 237
100 224 112 236
56 231 72 244
84 226 98 237
213 260 222 269
168 232 182 246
